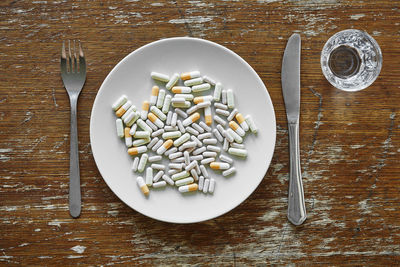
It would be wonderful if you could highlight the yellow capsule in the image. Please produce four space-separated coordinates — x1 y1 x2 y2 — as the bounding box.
150 86 159 105
210 162 230 170
137 177 149 196
178 183 198 193
193 95 213 104
180 71 200 81
182 112 200 127
235 113 245 124
115 100 132 117
229 121 239 131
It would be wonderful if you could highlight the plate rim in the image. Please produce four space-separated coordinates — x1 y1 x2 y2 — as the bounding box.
90 37 276 223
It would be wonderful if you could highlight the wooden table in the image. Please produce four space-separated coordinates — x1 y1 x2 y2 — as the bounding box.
1 0 399 265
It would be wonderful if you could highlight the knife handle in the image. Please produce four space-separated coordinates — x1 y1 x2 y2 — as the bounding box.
287 122 306 225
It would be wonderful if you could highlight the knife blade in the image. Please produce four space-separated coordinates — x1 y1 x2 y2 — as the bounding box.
281 33 306 225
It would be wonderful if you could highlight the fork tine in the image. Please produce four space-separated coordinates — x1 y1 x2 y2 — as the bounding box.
68 40 72 73
73 40 77 73
78 40 86 75
78 40 84 58
60 41 68 74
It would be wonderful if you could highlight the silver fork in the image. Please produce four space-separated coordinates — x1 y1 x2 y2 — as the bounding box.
61 40 86 218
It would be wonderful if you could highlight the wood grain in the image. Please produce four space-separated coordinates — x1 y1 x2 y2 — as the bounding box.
1 0 399 265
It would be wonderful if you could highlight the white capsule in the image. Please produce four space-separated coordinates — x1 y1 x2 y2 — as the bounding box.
171 101 191 108
207 145 221 153
191 135 202 147
219 154 233 164
172 86 192 94
151 129 164 138
171 97 186 104
191 123 204 134
223 167 236 176
192 83 211 92
174 94 194 101
134 131 150 139
181 71 200 80
223 138 229 151
216 124 225 137
216 108 230 117
185 126 199 136
148 155 162 163
153 170 164 182
131 157 139 172
221 90 227 104
174 133 190 147
156 89 166 109
171 170 190 181
178 184 198 193
137 119 153 133
185 160 198 171
145 167 153 186
183 151 190 165
179 141 197 151
112 95 127 111
168 169 180 176
197 132 212 140
201 157 215 165
145 119 159 131
125 111 140 127
186 105 198 115
164 147 177 156
229 121 245 137
227 128 243 143
132 138 151 147
164 125 178 132
138 153 148 173
208 179 215 193
193 146 206 155
153 181 167 188
141 101 150 120
122 105 137 121
190 155 203 161
184 77 203 86
162 95 172 114
227 89 235 108
150 86 159 106
190 169 199 181
199 121 211 132
198 176 205 191
148 112 164 128
162 131 181 140
124 128 132 147
137 176 149 196
214 115 227 126
230 143 246 149
116 119 124 138
171 157 185 163
213 129 223 143
129 124 138 136
166 111 173 125
203 138 218 145
151 163 166 170
169 151 183 160
214 102 228 110
199 165 209 179
175 177 194 187
224 129 235 143
203 151 217 158
245 115 258 134
147 137 159 149
228 148 247 157
202 76 216 86
152 139 164 152
169 163 183 170
203 179 210 193
166 73 179 90
177 120 186 133
171 112 178 127
174 108 188 119
151 71 169 82
162 174 175 186
227 108 238 121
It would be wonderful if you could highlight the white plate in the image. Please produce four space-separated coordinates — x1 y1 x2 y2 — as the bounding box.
90 37 276 223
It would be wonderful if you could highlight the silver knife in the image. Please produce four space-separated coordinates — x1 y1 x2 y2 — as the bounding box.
281 33 306 225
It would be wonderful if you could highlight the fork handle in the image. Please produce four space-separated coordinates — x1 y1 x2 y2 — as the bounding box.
69 96 81 218
287 122 306 225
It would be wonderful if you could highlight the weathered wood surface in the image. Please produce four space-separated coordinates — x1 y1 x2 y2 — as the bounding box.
1 0 399 265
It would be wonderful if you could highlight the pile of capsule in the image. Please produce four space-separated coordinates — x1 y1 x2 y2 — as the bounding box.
113 71 258 196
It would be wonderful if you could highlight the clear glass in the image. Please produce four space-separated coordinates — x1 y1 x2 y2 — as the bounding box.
321 29 382 92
